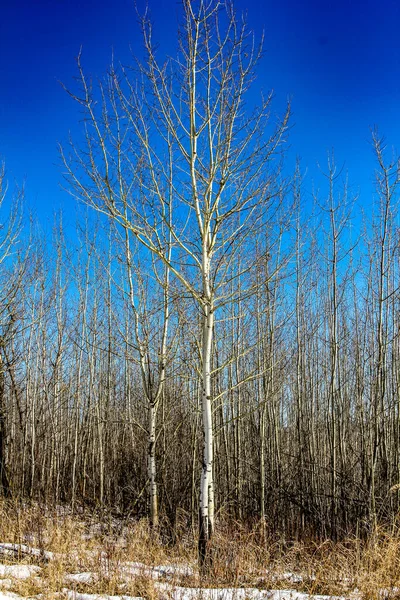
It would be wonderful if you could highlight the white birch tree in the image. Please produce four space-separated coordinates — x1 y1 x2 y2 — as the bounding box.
61 0 289 565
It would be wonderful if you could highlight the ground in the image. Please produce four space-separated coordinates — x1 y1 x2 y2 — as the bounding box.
0 504 397 600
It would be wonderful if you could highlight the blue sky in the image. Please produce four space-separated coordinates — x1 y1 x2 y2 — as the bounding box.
0 0 399 230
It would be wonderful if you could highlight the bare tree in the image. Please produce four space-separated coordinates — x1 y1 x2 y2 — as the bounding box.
0 162 24 498
368 133 400 527
118 226 174 530
61 0 289 563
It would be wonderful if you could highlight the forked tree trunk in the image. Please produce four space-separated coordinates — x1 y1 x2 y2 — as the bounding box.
125 223 170 534
62 0 290 566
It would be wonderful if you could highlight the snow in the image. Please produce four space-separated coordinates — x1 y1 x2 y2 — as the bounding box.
0 544 54 562
0 565 40 580
0 542 363 600
65 573 98 584
267 592 343 600
155 583 346 600
64 591 143 600
121 562 194 580
153 564 194 577
274 573 305 584
118 562 154 579
63 586 347 600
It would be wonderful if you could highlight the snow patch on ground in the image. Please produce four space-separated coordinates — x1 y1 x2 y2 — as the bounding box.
153 564 194 577
64 590 143 600
273 573 305 584
120 562 194 580
0 544 364 600
65 573 99 585
0 544 54 562
0 565 41 580
155 583 347 600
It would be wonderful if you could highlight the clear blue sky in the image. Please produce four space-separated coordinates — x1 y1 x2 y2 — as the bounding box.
0 0 399 229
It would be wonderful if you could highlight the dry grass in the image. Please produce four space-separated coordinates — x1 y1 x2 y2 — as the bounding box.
0 502 400 599
191 519 400 599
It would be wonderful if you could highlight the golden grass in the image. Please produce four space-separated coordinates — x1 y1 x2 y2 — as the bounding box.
0 502 400 599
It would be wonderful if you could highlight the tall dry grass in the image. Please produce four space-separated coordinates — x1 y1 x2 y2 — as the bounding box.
0 502 399 598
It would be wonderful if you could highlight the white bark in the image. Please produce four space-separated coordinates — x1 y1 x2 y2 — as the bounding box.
62 0 289 565
148 402 158 528
199 299 214 561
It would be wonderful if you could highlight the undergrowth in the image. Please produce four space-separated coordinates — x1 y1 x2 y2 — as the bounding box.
0 502 399 599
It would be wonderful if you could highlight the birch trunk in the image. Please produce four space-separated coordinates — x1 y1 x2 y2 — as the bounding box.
199 298 214 568
63 0 289 564
148 402 158 529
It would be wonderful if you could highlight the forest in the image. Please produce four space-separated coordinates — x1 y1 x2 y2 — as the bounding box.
0 1 400 597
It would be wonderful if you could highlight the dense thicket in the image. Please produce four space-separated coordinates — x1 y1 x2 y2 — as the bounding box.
1 1 400 548
0 134 399 543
